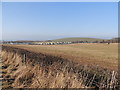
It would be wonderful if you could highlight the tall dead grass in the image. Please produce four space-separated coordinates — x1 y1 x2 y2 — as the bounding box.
1 46 119 89
1 49 84 88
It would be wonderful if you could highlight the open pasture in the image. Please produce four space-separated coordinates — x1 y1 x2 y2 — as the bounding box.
5 43 118 71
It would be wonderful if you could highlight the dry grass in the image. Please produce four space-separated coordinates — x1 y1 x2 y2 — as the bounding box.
1 45 118 89
6 43 118 70
1 50 85 88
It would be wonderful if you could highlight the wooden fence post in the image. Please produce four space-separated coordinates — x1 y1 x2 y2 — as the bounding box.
23 54 26 64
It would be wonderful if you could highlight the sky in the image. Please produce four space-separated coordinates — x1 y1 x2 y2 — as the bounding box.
2 2 118 41
0 2 2 41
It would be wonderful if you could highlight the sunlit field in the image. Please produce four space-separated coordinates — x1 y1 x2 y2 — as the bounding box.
5 43 118 71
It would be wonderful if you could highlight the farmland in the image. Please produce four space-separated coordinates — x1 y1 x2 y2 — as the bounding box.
52 37 106 42
6 43 118 70
1 43 118 88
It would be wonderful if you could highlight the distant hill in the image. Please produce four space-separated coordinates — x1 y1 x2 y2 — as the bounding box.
109 37 119 43
52 37 107 42
111 37 119 40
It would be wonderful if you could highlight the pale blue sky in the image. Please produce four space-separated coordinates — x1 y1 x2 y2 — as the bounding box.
2 2 118 40
0 2 2 40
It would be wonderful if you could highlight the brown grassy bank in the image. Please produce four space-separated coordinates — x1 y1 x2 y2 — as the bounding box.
1 45 118 89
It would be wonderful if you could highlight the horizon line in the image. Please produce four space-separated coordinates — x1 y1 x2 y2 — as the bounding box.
1 37 118 41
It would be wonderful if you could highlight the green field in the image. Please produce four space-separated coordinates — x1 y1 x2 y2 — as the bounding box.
52 37 107 42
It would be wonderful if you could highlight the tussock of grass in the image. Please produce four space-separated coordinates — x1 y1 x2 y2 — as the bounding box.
1 46 118 88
